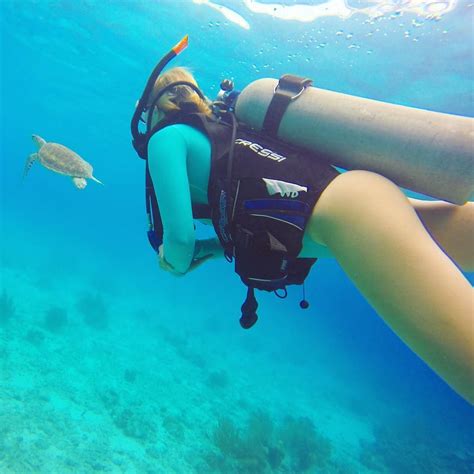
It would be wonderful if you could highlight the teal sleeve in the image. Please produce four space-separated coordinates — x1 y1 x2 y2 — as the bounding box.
148 127 195 273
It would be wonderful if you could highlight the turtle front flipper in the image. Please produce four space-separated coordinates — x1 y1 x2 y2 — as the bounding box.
72 177 87 189
23 153 38 179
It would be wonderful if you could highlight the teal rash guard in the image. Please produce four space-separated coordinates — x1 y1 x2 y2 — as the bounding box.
148 124 333 273
148 124 212 273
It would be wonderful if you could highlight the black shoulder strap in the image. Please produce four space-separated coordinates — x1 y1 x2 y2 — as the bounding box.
145 161 162 251
262 74 312 137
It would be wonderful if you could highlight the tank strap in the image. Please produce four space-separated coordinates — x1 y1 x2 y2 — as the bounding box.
262 74 313 137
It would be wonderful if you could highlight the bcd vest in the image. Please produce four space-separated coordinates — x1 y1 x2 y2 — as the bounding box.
145 112 339 328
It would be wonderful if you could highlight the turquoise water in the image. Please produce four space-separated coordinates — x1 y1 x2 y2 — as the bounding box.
1 1 473 472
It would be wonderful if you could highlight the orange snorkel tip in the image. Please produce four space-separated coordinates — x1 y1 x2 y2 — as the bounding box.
172 35 189 55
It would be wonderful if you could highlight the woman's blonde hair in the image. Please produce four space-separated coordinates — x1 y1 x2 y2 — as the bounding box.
150 67 212 117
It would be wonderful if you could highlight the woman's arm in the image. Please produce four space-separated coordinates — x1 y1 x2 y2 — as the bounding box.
148 127 196 274
194 238 223 260
157 239 223 277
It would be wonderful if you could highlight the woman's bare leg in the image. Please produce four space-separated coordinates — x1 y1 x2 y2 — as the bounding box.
307 170 474 403
409 198 474 272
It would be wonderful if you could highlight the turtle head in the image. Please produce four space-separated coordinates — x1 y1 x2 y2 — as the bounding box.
32 135 47 149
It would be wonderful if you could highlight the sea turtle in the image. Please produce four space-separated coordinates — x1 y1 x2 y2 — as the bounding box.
25 135 102 189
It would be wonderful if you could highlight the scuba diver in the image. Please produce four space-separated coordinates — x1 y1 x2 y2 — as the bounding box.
131 36 474 403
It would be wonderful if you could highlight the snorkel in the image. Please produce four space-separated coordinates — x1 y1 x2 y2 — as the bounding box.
131 35 190 159
133 35 212 252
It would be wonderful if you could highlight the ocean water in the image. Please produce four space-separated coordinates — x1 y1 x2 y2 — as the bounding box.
1 1 473 472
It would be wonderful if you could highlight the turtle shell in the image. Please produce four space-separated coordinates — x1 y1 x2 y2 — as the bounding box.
39 143 93 178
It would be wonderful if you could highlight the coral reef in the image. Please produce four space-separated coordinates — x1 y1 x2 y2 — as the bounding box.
207 410 332 473
162 414 185 441
99 389 158 444
0 290 15 325
360 419 474 474
75 292 108 330
113 408 157 442
213 417 245 459
278 415 332 472
123 369 137 383
206 369 230 389
25 329 45 346
161 326 207 369
43 306 68 333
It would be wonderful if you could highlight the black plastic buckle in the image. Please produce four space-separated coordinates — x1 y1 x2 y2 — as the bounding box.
274 74 313 100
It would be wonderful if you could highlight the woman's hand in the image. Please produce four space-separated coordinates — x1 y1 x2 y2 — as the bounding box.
158 243 214 276
158 245 185 276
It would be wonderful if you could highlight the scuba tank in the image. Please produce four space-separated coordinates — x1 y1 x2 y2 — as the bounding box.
234 77 474 205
